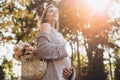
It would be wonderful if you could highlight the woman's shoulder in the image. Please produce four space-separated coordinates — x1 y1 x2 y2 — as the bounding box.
41 23 51 28
41 23 51 27
40 23 52 33
58 32 63 37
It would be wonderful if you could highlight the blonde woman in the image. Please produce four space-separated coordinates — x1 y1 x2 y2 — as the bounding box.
14 4 76 80
34 5 76 80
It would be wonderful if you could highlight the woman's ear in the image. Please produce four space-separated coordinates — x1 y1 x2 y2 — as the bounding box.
44 19 47 22
44 16 47 21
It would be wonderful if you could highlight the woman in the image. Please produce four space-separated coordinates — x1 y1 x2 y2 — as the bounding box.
14 4 76 80
34 4 76 80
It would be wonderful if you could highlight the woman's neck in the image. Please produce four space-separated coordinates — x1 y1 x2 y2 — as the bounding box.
48 21 55 28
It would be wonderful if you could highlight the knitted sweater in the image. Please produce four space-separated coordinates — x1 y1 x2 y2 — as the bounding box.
35 28 76 80
50 28 71 80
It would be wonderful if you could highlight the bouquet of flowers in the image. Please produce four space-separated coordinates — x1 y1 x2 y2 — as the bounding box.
14 41 34 60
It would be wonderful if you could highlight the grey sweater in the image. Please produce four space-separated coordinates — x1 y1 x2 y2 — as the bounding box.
34 30 76 80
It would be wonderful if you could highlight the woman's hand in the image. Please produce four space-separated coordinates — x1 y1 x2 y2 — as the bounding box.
25 46 34 54
62 67 73 79
14 45 23 60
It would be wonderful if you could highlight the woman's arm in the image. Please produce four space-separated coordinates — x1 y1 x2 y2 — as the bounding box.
34 33 68 60
34 23 68 60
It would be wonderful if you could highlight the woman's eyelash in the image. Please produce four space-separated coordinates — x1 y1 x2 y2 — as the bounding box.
48 10 58 13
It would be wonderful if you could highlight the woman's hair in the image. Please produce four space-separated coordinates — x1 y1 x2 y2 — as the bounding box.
38 4 59 32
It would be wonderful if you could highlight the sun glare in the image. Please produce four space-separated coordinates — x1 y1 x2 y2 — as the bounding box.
83 0 110 11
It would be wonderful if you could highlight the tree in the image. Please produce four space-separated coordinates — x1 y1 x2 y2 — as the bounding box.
0 66 4 80
0 0 40 43
59 0 114 80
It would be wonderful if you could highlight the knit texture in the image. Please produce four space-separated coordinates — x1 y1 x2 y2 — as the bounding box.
50 28 71 80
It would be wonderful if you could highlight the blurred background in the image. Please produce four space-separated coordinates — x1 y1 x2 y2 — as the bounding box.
1 0 120 80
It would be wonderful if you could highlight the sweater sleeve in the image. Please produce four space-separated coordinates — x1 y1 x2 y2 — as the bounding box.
34 33 68 60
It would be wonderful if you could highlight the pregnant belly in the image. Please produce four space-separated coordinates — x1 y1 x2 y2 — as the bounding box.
54 57 71 80
55 56 71 68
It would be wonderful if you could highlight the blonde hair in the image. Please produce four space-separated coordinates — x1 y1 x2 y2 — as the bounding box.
38 4 59 32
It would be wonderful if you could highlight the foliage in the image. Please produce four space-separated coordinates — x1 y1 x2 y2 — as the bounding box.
0 0 38 43
1 0 120 80
58 0 117 80
1 58 13 80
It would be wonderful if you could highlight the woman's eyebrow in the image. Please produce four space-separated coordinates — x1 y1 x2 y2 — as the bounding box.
47 9 58 12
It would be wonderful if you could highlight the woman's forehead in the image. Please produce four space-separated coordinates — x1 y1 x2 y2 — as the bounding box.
47 6 58 11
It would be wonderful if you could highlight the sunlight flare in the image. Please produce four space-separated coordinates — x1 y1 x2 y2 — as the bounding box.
83 0 110 11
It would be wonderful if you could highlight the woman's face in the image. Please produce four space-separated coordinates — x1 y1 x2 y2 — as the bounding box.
44 6 59 22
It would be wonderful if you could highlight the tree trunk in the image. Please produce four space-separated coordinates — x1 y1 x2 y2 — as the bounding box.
76 30 81 79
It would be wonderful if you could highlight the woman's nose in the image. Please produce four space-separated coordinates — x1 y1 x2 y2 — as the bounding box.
53 10 57 14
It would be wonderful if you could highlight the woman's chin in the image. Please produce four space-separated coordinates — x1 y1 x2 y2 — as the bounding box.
50 19 58 22
55 18 59 21
49 18 58 22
